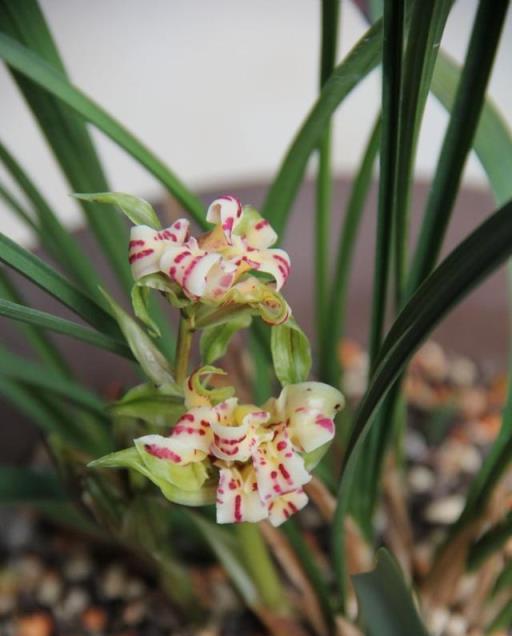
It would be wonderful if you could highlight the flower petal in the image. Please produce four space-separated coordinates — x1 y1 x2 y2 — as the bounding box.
275 382 344 453
129 220 189 279
233 206 278 249
160 240 223 299
252 426 311 504
244 248 291 291
206 195 243 242
134 435 208 491
268 489 308 526
216 466 268 524
210 400 265 462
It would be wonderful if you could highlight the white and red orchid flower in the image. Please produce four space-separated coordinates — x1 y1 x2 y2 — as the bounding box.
129 369 344 526
129 196 291 311
128 219 190 279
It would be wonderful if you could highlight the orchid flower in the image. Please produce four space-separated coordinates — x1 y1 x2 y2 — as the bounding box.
128 196 291 323
129 368 343 526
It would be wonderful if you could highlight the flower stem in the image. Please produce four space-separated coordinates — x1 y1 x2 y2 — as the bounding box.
236 523 285 611
175 313 193 385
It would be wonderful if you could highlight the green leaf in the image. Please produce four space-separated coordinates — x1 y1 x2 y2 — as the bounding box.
0 376 95 452
262 19 383 235
333 197 512 603
271 318 312 386
74 192 162 229
0 232 121 336
407 0 509 296
109 383 184 426
0 179 38 232
352 549 429 636
0 29 205 228
0 346 107 420
320 115 381 384
187 512 260 608
0 268 70 376
0 466 66 504
467 510 512 571
0 0 132 291
200 311 252 364
486 599 512 634
367 0 404 366
0 140 105 298
100 288 176 387
0 298 133 358
314 0 340 355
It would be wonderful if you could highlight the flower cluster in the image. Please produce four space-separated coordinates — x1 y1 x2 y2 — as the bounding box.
128 195 291 322
133 368 344 526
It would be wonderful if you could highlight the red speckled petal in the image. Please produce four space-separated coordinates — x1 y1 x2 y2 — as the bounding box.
206 195 243 243
129 221 188 279
268 488 308 526
216 466 268 524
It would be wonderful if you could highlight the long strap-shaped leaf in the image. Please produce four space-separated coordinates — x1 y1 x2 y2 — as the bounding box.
0 268 70 375
0 232 120 336
0 347 107 420
0 0 132 291
406 0 509 295
0 298 132 359
0 31 205 229
0 465 66 503
332 197 512 605
261 19 383 235
0 140 105 298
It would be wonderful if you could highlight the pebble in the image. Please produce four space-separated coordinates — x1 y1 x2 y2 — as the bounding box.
36 571 63 607
100 564 126 600
57 587 89 621
64 553 93 582
438 440 482 477
445 613 468 636
428 607 450 636
412 341 448 382
14 555 44 589
458 387 488 420
122 599 147 625
81 606 108 632
425 495 465 525
15 611 54 636
0 512 34 550
405 430 428 461
124 577 146 600
449 356 478 387
407 466 435 494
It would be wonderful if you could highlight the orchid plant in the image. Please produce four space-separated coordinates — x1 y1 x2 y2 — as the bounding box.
89 194 343 528
1 0 512 635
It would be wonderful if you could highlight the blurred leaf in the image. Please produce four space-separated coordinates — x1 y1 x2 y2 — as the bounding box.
321 115 381 384
271 317 312 386
0 298 132 358
467 511 512 571
0 0 132 290
0 179 38 232
486 599 512 634
200 311 252 364
109 383 184 426
0 376 94 452
0 30 205 228
0 232 121 336
333 197 512 603
0 140 104 298
188 512 260 608
0 466 66 503
100 288 175 387
352 549 429 636
74 192 162 229
0 268 70 375
492 560 512 597
0 346 107 421
262 19 382 235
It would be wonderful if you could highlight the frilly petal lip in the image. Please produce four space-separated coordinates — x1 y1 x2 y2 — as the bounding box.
206 195 243 242
216 466 267 524
129 220 189 279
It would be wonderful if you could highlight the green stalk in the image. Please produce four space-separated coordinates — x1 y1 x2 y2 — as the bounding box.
235 523 285 611
175 314 193 385
315 0 340 356
321 115 381 385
